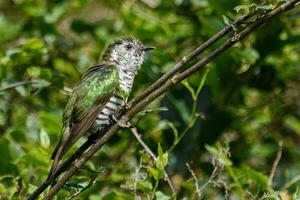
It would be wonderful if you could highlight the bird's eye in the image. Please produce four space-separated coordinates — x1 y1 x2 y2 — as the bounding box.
126 44 132 50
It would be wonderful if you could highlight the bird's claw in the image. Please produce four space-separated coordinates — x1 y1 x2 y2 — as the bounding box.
121 101 131 110
118 119 134 128
109 114 134 128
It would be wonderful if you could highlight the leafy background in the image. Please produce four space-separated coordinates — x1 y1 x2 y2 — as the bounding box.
0 0 299 199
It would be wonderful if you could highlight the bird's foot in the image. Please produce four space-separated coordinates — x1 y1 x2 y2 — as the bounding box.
109 114 134 128
121 101 131 110
118 118 134 128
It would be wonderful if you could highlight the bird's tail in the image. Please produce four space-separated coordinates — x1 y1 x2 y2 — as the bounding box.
47 126 79 181
47 140 63 181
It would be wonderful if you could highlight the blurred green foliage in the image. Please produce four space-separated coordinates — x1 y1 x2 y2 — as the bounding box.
0 0 299 199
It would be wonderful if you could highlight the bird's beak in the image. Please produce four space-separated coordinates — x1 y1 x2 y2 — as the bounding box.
143 46 156 51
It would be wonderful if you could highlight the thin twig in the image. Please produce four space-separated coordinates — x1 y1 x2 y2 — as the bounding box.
130 127 176 197
0 80 40 92
133 158 142 199
198 157 220 195
186 163 201 200
213 179 229 200
131 127 157 160
186 156 225 200
268 141 283 187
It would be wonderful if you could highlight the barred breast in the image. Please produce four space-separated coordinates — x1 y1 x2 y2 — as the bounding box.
90 93 124 132
91 67 136 132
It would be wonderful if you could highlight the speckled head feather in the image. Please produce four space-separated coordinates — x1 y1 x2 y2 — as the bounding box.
102 36 145 72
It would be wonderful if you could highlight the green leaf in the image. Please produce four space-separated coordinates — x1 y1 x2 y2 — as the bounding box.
240 48 260 65
293 188 300 200
234 3 256 13
27 67 41 77
243 167 268 190
26 184 38 195
23 4 47 17
21 38 45 51
181 179 195 192
89 195 102 200
0 138 19 175
136 107 168 117
155 191 171 200
45 3 67 24
140 150 151 163
257 4 273 12
0 14 20 44
205 145 232 166
137 180 153 192
222 15 238 31
222 15 232 26
233 167 269 190
285 116 300 135
157 143 168 170
40 129 50 149
148 167 162 180
205 145 219 156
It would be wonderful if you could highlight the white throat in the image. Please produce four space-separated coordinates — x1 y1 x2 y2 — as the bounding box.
108 48 144 93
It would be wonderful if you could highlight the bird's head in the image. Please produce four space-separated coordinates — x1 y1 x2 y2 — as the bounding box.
102 36 155 72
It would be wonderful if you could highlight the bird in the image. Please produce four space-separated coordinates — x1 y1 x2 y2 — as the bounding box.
47 36 155 180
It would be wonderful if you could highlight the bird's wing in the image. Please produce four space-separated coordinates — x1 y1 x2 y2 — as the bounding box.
48 64 118 179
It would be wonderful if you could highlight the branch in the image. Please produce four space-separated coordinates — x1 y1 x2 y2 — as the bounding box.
27 1 299 199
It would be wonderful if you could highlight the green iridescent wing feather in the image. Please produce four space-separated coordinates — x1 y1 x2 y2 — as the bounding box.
48 64 118 179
